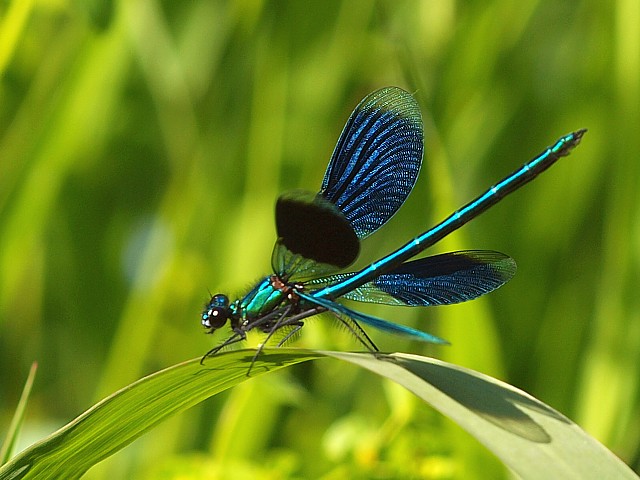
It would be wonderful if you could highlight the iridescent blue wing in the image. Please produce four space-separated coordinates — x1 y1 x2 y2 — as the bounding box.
307 251 516 306
272 87 423 279
320 86 423 239
273 191 359 277
297 291 449 344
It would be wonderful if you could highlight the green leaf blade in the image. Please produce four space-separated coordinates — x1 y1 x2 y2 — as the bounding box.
323 351 638 480
1 363 38 465
1 350 635 480
0 351 320 480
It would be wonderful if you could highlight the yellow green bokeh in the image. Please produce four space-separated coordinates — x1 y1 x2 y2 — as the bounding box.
1 1 638 478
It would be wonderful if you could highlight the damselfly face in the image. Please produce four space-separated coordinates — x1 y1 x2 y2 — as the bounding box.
201 293 232 332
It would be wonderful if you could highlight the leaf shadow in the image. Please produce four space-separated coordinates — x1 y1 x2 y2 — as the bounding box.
388 354 571 443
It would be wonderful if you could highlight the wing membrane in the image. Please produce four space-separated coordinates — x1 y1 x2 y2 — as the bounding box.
307 251 516 306
298 292 448 344
271 240 342 281
274 191 360 271
321 87 423 239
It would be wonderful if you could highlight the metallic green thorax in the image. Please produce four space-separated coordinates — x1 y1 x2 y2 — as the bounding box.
234 275 293 322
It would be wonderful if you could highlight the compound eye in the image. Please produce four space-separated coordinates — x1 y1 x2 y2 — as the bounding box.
202 294 231 330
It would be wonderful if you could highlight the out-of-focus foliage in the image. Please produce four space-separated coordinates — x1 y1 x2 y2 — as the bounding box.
0 1 638 478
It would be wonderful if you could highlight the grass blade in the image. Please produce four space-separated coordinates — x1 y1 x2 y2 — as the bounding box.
1 362 38 465
0 351 635 480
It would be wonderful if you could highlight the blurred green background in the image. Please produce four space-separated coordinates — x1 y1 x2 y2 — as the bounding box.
1 0 639 478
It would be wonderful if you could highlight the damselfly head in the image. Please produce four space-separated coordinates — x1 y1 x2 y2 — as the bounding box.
202 293 232 332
